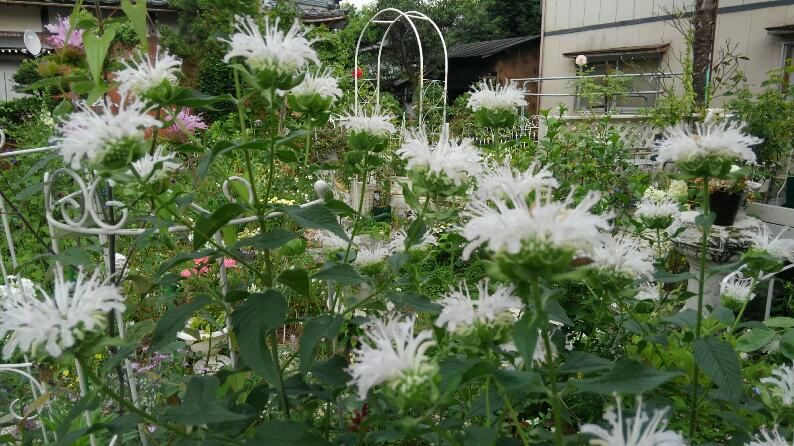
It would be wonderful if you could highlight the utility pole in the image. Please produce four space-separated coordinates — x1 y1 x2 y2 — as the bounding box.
692 0 719 108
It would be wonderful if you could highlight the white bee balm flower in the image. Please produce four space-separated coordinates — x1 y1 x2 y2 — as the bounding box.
116 50 181 96
760 362 794 406
746 427 791 446
655 116 761 166
435 279 523 333
590 236 654 279
0 268 125 359
292 67 342 100
222 15 318 74
339 108 397 137
580 397 686 446
475 159 558 202
131 145 181 182
467 80 527 112
347 313 435 400
397 130 482 186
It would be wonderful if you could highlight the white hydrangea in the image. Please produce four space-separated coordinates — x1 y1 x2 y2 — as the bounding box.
460 190 612 260
435 279 523 333
339 108 397 137
222 15 318 73
347 313 435 399
655 116 761 166
54 98 161 169
467 80 527 112
475 159 559 202
760 362 794 406
590 236 654 279
396 130 482 186
0 268 125 359
131 145 181 182
292 67 342 100
116 50 181 96
580 397 687 446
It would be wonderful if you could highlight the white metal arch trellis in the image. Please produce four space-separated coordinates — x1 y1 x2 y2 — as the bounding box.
353 8 449 130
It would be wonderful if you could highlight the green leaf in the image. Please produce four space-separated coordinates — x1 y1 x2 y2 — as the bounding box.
558 351 613 374
156 249 212 277
163 376 250 425
387 292 441 314
736 328 776 353
49 247 93 267
693 336 743 403
231 291 287 385
512 313 541 368
252 421 332 445
464 426 498 446
300 315 344 374
576 359 680 394
282 204 348 241
765 317 794 329
780 329 794 360
310 356 350 387
168 89 234 109
277 269 310 297
276 129 309 147
151 295 211 351
83 29 116 84
236 229 297 250
14 181 44 201
313 263 367 285
664 309 698 329
193 203 247 250
121 0 148 51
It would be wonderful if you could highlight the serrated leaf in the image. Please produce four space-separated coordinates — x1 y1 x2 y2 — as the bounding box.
152 295 211 351
193 203 247 250
163 376 250 425
277 269 310 297
300 315 344 374
736 328 776 353
693 336 742 403
559 351 613 374
576 359 680 394
231 291 286 385
283 204 348 241
83 29 116 84
780 329 794 360
236 229 297 250
387 292 441 314
765 317 794 328
252 421 332 445
121 0 148 51
310 356 350 387
313 263 367 284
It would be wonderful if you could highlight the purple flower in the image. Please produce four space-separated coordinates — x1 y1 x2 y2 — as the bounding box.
164 108 207 141
44 16 84 50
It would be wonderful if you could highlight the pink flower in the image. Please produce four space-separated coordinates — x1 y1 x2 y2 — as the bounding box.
180 256 236 277
44 16 84 50
223 258 238 268
164 108 207 141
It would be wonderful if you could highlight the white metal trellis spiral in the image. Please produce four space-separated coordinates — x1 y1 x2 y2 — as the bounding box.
354 8 449 130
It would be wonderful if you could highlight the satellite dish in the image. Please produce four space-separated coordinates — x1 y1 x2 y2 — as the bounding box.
23 31 41 57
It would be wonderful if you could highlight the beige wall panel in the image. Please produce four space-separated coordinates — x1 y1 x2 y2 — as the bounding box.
569 0 587 30
545 0 559 32
634 0 655 19
599 0 618 24
653 0 678 17
616 0 637 21
0 6 42 32
583 0 602 26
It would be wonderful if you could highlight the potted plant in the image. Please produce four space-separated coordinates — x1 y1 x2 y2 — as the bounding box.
701 169 747 226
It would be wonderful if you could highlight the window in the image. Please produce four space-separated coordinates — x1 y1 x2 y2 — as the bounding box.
573 56 661 113
783 42 793 84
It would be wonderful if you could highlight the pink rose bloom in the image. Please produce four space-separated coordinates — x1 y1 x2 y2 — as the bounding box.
45 16 84 49
164 108 208 141
223 258 237 268
180 257 236 277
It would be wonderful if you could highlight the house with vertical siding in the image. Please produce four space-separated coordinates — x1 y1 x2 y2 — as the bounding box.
537 0 794 114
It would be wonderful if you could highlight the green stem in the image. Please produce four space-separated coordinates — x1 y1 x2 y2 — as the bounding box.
303 126 313 168
485 376 491 426
269 331 291 418
77 357 188 439
493 380 530 446
689 173 710 439
343 151 371 263
531 277 564 446
729 295 751 335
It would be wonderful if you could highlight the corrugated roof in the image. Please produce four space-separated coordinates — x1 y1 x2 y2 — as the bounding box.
5 0 172 7
448 36 538 59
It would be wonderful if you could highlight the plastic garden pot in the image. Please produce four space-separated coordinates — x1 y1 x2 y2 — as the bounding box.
709 191 743 226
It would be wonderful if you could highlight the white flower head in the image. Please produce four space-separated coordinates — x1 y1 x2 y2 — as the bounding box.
720 273 754 305
502 337 556 368
0 268 125 359
746 426 791 446
347 313 435 400
340 108 396 137
590 236 654 279
760 363 794 406
467 80 527 112
131 145 181 182
667 180 689 201
575 54 588 67
460 190 612 260
222 15 318 74
313 230 355 252
580 396 686 446
655 116 761 166
54 98 161 169
435 279 523 333
0 276 37 304
475 159 559 202
397 130 482 186
116 50 181 96
292 66 342 100
388 229 436 252
353 243 391 267
635 197 680 226
749 225 794 264
635 283 661 301
642 186 668 204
